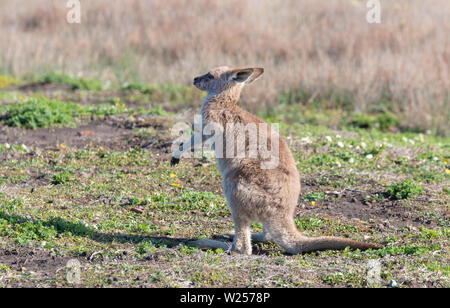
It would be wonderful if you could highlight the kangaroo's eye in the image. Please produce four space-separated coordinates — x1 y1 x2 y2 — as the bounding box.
206 74 214 80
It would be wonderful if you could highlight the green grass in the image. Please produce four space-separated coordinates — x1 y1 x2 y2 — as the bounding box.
0 75 20 89
0 86 448 288
0 96 129 129
1 97 85 128
350 112 399 130
35 72 103 91
52 170 73 185
121 82 204 107
386 179 423 200
301 192 328 202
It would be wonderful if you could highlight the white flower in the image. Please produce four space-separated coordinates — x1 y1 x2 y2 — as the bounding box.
360 142 367 149
337 141 344 148
336 134 342 139
366 154 374 159
349 158 355 163
4 143 10 149
21 144 29 152
402 137 408 142
103 80 111 90
325 136 332 143
301 137 311 144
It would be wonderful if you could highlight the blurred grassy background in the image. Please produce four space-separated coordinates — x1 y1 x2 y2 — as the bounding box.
0 0 449 135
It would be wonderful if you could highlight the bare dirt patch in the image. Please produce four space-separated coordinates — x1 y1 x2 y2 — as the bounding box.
1 121 130 151
0 247 72 273
8 82 72 94
0 116 173 154
298 182 438 230
0 247 79 287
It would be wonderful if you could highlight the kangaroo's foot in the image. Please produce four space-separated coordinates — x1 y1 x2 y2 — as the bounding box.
232 239 252 255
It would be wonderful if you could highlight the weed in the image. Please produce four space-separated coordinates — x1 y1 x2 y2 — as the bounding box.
1 97 83 128
52 171 73 185
386 179 423 200
0 96 131 129
0 75 20 89
37 72 103 91
350 112 399 131
350 113 375 129
376 112 399 130
301 192 328 202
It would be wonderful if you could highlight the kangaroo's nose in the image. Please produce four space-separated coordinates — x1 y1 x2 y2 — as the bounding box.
194 77 200 83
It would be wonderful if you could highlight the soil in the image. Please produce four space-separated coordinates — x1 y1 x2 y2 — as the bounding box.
9 82 72 94
0 116 173 154
0 247 79 287
298 182 437 230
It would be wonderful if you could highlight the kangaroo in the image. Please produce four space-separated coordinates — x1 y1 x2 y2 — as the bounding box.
171 66 379 255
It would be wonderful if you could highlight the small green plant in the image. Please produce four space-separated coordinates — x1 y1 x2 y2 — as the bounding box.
127 196 149 206
350 113 375 129
386 179 423 200
206 248 224 255
443 187 450 195
174 190 226 213
308 153 335 166
320 272 345 285
1 97 129 129
376 112 399 130
121 82 154 94
2 97 84 129
295 217 324 230
136 241 157 255
37 72 103 91
52 171 73 185
0 264 11 273
349 112 399 131
301 192 328 202
0 76 20 89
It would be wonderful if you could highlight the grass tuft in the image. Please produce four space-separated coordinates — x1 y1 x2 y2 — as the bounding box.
386 179 423 200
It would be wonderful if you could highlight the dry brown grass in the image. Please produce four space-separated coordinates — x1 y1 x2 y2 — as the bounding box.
1 0 449 134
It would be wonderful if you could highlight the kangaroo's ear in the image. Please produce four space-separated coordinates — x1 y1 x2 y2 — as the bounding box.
228 68 264 84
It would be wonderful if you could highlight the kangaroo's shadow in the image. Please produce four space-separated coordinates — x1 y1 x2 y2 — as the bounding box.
0 212 192 249
0 212 283 255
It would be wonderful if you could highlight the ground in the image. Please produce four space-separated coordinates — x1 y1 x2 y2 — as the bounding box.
0 79 448 288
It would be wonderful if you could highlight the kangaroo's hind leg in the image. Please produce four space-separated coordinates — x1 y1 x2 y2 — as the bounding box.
190 218 252 254
230 215 252 255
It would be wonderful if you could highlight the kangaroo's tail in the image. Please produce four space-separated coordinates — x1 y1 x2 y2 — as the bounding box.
266 219 380 254
292 236 380 254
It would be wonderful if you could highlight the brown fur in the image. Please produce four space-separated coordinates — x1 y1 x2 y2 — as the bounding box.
172 66 380 255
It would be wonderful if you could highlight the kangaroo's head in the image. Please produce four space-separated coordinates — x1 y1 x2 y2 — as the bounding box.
193 66 264 98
